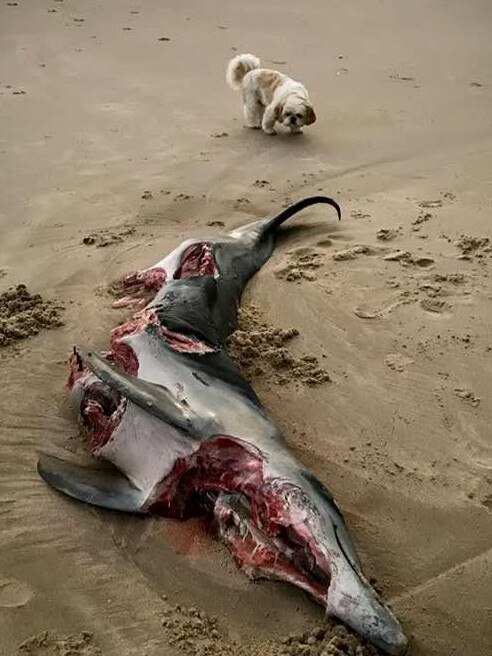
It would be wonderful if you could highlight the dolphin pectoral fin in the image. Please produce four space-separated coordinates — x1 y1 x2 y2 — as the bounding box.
79 348 212 437
37 453 148 514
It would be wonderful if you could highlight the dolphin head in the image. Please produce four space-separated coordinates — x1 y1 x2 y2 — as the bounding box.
295 470 408 655
326 559 408 655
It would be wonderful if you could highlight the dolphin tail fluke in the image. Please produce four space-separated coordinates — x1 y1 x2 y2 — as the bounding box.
37 453 148 514
259 196 341 240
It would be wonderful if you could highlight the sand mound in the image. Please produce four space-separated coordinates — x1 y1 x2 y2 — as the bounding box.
454 235 491 260
0 284 63 348
227 306 331 386
18 631 101 656
161 603 381 656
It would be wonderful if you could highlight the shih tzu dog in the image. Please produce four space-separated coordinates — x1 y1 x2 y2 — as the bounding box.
226 53 316 135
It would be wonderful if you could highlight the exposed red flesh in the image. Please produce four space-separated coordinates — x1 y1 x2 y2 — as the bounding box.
110 267 167 309
82 397 127 451
224 522 327 605
121 267 167 294
147 436 330 604
67 349 90 389
175 243 216 279
112 296 147 310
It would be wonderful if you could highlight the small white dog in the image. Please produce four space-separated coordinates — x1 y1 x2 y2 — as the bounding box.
226 54 316 135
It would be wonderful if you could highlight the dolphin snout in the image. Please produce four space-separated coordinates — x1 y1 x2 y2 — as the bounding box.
326 565 408 655
358 598 408 656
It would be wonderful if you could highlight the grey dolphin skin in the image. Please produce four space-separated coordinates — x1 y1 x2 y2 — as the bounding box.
38 197 408 655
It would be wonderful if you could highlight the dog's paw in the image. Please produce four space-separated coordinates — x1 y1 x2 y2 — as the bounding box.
263 128 277 135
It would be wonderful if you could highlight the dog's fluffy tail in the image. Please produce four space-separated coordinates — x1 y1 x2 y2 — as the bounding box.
226 53 261 90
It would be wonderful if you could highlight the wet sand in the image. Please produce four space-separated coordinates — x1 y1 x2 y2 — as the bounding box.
1 1 491 655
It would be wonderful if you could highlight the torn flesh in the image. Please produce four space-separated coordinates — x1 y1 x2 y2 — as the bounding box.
146 435 332 605
108 239 217 310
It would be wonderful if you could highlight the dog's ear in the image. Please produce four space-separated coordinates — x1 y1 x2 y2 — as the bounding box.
274 102 284 123
305 105 316 125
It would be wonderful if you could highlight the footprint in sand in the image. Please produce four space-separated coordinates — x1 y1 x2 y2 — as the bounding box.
82 226 136 248
434 272 466 285
454 387 480 408
416 192 456 209
411 212 432 232
353 308 381 320
481 494 492 509
420 298 447 313
384 353 414 372
350 210 371 220
173 193 194 202
275 247 325 282
383 250 434 268
332 245 375 261
418 282 443 298
417 199 443 209
415 272 471 311
233 197 251 209
376 228 399 241
0 579 33 608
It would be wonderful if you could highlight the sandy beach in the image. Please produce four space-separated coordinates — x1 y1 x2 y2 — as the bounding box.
1 1 491 654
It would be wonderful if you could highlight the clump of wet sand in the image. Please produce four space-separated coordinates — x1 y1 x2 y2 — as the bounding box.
0 284 63 348
227 305 331 386
161 603 381 656
454 234 491 260
18 630 100 656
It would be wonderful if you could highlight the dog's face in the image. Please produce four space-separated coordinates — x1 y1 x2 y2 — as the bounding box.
279 95 316 129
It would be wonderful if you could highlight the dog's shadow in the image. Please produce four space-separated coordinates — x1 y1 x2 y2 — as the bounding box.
239 125 321 153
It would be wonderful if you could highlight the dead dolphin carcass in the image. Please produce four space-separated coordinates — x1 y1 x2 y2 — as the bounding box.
38 197 408 655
